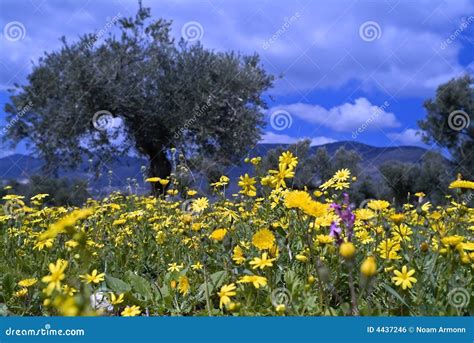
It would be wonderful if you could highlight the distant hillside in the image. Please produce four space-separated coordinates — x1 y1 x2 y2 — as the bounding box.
0 141 431 195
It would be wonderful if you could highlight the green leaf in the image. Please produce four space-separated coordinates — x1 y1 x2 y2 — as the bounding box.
125 271 153 300
105 275 131 294
382 283 409 307
197 270 227 301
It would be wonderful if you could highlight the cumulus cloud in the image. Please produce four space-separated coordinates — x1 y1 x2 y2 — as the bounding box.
260 132 335 146
268 97 400 132
388 129 425 146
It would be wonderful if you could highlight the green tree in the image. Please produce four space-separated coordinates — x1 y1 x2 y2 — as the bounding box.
313 147 332 184
415 151 453 204
379 161 421 206
330 147 361 176
418 75 473 178
3 4 274 192
6 176 89 207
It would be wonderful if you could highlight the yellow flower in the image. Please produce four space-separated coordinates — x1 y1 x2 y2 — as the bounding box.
392 266 417 290
238 275 267 288
238 174 257 196
302 201 329 217
275 304 286 314
355 208 375 221
252 229 276 250
2 194 24 200
166 189 178 196
218 283 237 309
62 285 77 296
159 179 170 186
316 234 334 245
390 213 404 225
458 242 474 251
145 177 160 183
279 151 298 170
295 254 308 262
333 182 350 190
121 305 141 317
209 228 227 241
113 219 126 226
191 262 203 270
269 164 295 189
360 256 377 277
392 223 413 242
232 246 246 265
191 197 209 212
178 275 190 295
441 235 464 247
333 168 351 182
33 238 54 251
339 242 356 259
249 252 276 270
80 269 105 284
42 259 68 295
284 190 312 209
109 293 124 305
210 175 230 188
187 190 197 196
15 288 28 297
449 179 474 189
250 157 261 166
377 239 401 260
368 200 390 211
39 208 93 241
30 193 49 201
167 263 184 272
18 278 37 288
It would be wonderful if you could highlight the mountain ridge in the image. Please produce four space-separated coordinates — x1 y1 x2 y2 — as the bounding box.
0 141 431 194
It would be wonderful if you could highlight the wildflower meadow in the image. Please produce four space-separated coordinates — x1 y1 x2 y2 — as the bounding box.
1 151 472 317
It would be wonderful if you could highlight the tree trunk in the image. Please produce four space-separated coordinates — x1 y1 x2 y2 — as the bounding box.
149 150 172 195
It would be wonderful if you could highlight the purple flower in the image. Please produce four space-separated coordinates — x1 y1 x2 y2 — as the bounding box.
329 193 355 243
329 221 342 244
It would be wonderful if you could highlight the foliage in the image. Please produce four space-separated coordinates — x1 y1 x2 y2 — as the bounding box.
1 151 472 317
3 176 89 207
418 74 473 179
3 4 274 186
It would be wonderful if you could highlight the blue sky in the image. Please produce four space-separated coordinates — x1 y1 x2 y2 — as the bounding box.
0 0 473 157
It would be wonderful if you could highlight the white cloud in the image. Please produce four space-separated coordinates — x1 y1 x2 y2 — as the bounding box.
260 132 335 146
269 97 400 132
388 129 425 146
0 0 472 97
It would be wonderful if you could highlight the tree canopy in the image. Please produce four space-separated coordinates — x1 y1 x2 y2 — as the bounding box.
4 4 274 190
418 74 473 178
